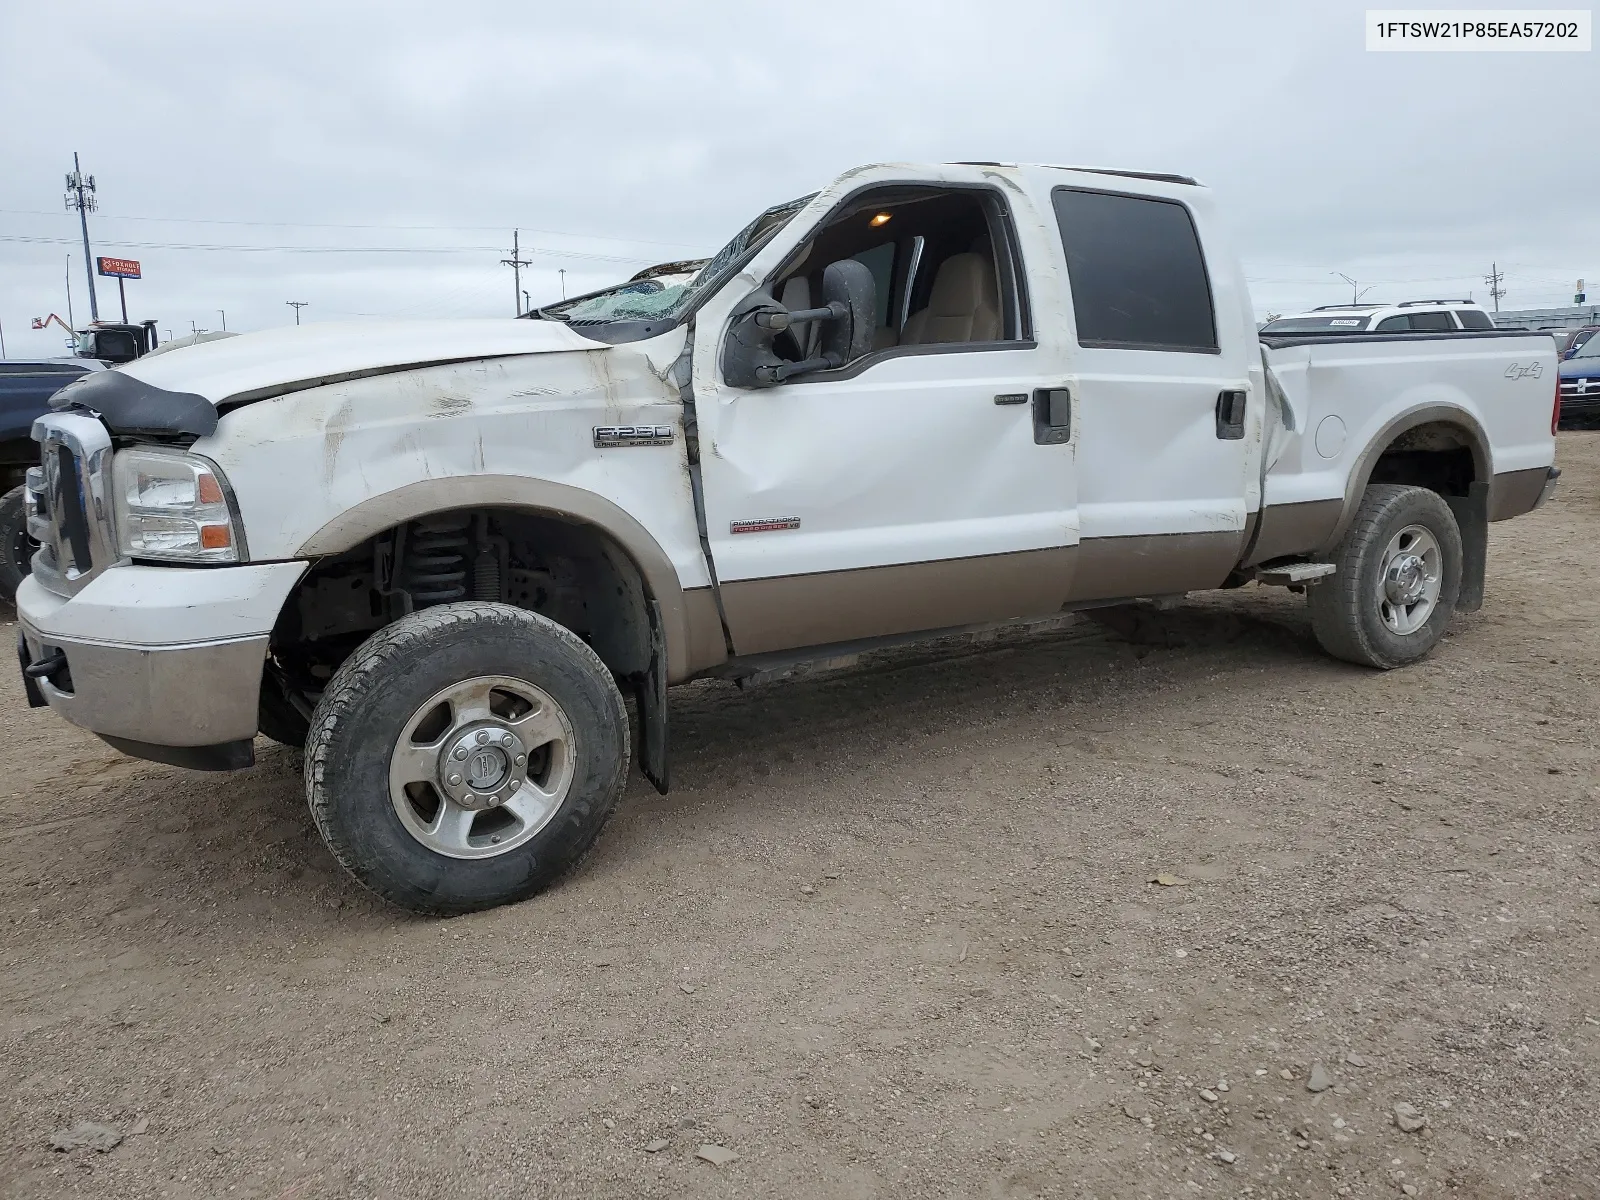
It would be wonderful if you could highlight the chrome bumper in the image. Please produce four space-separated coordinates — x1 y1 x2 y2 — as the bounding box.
14 560 309 768
18 623 269 747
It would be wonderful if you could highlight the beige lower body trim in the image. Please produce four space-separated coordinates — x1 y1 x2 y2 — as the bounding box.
1242 499 1343 567
1067 530 1243 602
679 587 729 679
1489 466 1550 522
717 546 1078 657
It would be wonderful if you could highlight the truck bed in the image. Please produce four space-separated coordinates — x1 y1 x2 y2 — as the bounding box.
1257 327 1557 522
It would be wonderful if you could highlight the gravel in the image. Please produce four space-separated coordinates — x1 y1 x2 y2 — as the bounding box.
4 435 1600 1197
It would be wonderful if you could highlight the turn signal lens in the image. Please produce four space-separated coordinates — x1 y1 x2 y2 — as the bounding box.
112 447 244 563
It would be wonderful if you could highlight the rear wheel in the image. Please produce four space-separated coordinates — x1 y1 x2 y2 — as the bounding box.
305 602 630 914
1309 483 1462 669
0 485 35 604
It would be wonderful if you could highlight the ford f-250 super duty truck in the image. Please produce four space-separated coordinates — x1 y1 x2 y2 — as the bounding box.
15 162 1559 914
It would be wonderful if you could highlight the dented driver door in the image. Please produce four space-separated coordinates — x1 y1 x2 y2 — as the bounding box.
687 174 1079 658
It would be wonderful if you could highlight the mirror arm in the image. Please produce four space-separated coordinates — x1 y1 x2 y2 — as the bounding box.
754 352 844 385
754 300 848 331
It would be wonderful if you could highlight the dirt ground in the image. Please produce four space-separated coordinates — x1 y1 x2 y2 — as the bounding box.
3 440 1598 1200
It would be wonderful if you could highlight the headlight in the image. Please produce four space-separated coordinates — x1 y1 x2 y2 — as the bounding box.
112 447 245 564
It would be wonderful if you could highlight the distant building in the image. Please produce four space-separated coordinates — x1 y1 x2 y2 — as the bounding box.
1490 304 1600 331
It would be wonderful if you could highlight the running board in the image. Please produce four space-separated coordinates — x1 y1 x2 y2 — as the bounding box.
1253 561 1336 586
709 611 1101 690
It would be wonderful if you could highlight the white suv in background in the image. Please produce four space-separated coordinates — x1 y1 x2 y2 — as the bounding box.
1261 300 1497 335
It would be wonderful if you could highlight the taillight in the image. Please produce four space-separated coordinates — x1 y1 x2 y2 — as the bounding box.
1552 377 1561 436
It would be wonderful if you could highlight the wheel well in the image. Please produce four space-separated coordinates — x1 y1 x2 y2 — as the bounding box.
267 506 652 708
1365 420 1481 498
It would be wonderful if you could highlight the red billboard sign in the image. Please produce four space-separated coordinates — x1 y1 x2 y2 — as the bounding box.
96 256 141 279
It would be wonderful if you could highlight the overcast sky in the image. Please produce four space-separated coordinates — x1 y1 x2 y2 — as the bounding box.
2 1 1594 357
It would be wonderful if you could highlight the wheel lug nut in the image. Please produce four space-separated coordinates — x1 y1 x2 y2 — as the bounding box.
448 774 462 786
453 747 468 760
515 755 526 766
476 731 490 745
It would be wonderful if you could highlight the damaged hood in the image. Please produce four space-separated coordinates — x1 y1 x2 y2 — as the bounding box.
50 318 603 438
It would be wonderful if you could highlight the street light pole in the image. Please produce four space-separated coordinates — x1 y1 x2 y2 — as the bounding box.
218 309 227 332
64 153 99 323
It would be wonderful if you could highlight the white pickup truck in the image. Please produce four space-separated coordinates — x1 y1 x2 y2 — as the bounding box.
16 161 1559 914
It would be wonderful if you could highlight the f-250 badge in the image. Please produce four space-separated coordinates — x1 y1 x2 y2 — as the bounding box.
593 424 675 448
1504 362 1544 380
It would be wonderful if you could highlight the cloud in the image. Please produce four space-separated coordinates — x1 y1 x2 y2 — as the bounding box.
1 0 1593 356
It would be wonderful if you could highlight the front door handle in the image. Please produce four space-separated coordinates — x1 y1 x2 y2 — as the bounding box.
1215 390 1247 440
1033 387 1072 445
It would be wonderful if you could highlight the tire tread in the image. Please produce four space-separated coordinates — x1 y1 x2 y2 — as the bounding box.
306 602 629 914
1309 483 1460 670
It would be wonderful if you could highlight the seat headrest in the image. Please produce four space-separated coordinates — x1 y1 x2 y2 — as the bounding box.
926 253 997 316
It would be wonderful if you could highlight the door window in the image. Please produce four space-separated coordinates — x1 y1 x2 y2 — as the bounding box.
1052 187 1218 353
1454 309 1495 330
768 186 1028 368
851 242 895 330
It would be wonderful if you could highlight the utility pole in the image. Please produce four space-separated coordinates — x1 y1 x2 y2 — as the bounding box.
286 301 308 325
1484 262 1506 312
501 230 531 316
218 309 227 332
1333 272 1373 306
64 153 99 323
559 268 567 300
0 315 7 358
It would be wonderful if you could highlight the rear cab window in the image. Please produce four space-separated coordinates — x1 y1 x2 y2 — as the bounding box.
1408 311 1455 332
1051 187 1218 353
1455 309 1495 330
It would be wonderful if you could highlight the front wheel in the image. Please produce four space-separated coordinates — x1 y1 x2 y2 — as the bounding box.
1309 483 1462 669
0 484 36 604
305 602 630 914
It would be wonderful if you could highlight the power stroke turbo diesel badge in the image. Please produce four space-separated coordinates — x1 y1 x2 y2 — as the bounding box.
730 516 801 534
593 424 675 448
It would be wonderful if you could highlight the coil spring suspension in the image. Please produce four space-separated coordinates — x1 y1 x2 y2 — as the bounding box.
403 515 471 606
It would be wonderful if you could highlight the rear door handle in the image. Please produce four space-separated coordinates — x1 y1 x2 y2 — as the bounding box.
1215 390 1247 440
1032 387 1072 445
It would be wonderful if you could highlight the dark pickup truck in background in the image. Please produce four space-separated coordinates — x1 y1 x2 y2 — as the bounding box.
1 320 168 602
2 359 107 600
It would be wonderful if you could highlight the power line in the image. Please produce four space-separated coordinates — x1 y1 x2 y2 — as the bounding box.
0 206 704 252
0 232 659 264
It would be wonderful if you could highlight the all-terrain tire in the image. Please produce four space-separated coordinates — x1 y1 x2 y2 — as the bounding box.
305 602 630 915
1309 483 1462 669
0 485 34 604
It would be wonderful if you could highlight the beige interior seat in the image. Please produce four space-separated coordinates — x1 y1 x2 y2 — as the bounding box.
900 253 1001 346
779 276 820 359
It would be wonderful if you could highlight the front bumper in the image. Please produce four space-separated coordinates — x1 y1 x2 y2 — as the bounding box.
16 560 308 765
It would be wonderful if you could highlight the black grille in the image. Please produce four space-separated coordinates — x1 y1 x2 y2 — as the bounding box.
53 445 92 573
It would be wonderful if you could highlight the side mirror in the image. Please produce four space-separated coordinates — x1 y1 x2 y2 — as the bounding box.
721 258 877 388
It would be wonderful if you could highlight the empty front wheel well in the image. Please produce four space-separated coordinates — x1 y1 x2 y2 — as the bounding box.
268 506 653 708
